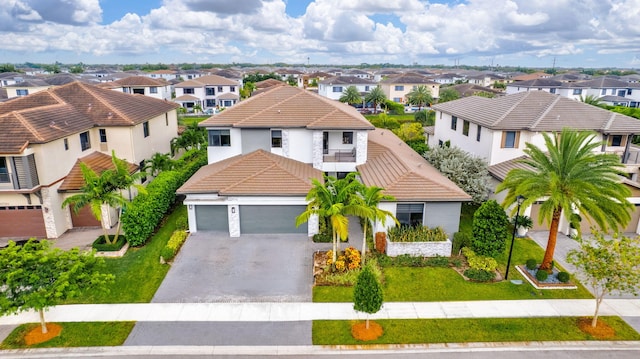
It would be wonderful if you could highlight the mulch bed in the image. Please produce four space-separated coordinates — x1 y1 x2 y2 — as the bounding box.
577 317 615 339
24 323 62 345
351 321 384 341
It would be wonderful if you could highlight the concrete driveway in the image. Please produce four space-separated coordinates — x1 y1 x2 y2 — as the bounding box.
152 232 329 303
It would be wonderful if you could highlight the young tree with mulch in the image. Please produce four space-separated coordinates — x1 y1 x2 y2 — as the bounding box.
353 266 383 338
0 240 114 334
567 231 640 328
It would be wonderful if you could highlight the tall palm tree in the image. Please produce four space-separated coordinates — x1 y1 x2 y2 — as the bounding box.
365 86 387 114
339 86 362 106
496 128 633 270
406 85 433 110
296 173 365 262
358 185 397 266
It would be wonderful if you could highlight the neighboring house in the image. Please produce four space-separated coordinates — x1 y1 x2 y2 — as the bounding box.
0 72 24 87
431 90 640 234
147 69 179 81
112 76 172 101
275 69 305 88
174 75 241 112
379 73 440 103
509 72 551 82
429 73 464 85
505 78 564 95
0 82 179 239
303 71 332 88
4 79 52 99
345 69 373 79
467 73 508 88
178 85 470 237
447 83 503 98
317 76 377 101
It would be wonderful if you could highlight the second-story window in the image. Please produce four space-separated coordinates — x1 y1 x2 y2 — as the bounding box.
150 87 158 94
206 88 215 96
184 88 194 94
271 130 282 148
394 85 404 91
573 89 582 95
332 86 343 93
451 116 457 131
64 138 69 150
99 129 107 143
501 131 520 148
16 89 28 96
462 120 470 136
342 131 353 144
80 131 91 151
230 86 236 92
208 129 231 146
218 86 223 92
609 135 625 147
476 125 481 142
0 157 9 183
143 121 150 138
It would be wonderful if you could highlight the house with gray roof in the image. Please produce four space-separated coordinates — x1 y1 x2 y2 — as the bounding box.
317 76 377 101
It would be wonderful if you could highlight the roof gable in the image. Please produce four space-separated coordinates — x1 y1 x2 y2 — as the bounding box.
58 151 139 192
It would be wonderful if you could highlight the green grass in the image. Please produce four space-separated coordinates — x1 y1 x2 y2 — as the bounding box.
312 317 640 345
178 116 209 126
313 238 593 302
64 205 187 304
364 114 416 123
0 322 135 349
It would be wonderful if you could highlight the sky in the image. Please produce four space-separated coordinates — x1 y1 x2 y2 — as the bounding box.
1 0 640 68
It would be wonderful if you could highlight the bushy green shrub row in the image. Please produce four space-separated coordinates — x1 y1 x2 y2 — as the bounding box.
376 254 450 268
464 268 496 282
526 258 537 270
451 232 471 255
388 225 447 242
122 150 206 246
462 247 498 272
160 230 188 262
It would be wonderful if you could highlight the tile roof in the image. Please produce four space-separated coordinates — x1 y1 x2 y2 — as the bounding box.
508 78 563 87
0 82 178 154
199 85 374 130
177 149 323 196
319 76 376 85
113 76 168 86
487 156 532 181
380 73 438 85
58 151 139 192
174 75 238 88
358 128 471 201
432 90 640 133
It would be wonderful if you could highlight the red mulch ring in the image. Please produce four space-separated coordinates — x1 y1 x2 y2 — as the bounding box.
24 323 62 345
577 317 615 339
351 321 383 341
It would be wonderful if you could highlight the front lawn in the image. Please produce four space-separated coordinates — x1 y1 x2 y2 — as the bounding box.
0 322 134 349
312 317 640 345
313 238 593 302
64 205 186 304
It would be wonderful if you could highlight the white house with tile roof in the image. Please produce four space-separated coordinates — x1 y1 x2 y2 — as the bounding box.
174 75 241 112
0 82 179 239
111 76 172 101
379 73 440 103
317 76 377 101
178 86 470 237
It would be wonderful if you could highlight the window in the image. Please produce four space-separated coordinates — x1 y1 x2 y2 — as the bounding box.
618 90 626 97
64 138 69 150
501 131 520 148
365 86 370 91
184 88 194 94
396 203 424 227
206 99 216 107
143 121 149 138
394 85 404 91
0 157 9 183
271 130 282 148
549 88 556 94
123 88 130 93
573 89 582 95
609 135 625 147
217 86 223 92
206 87 215 96
601 89 606 95
208 129 231 146
80 131 91 151
462 120 470 136
393 97 402 102
139 160 147 184
230 86 236 92
150 87 158 94
476 125 481 142
165 114 168 126
332 86 343 93
451 116 457 130
342 131 353 144
133 88 144 95
99 129 107 143
16 89 28 96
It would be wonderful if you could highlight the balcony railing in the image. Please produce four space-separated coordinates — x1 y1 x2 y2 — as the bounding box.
323 148 356 162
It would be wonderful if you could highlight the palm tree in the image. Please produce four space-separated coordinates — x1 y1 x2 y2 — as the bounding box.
496 128 633 270
580 94 605 107
365 86 387 114
144 152 174 176
339 86 362 106
438 87 460 103
296 173 365 262
171 123 207 155
406 85 433 110
358 185 397 266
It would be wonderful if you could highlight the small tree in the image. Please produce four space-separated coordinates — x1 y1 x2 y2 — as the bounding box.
438 88 460 103
353 266 383 329
567 231 640 328
471 200 509 257
339 86 362 106
365 86 387 114
406 85 433 110
0 240 114 334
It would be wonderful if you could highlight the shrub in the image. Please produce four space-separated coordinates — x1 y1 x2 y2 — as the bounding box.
452 232 471 255
471 200 509 257
160 230 188 262
92 235 127 252
557 271 570 283
462 247 498 272
512 215 533 229
327 247 361 272
321 259 382 286
526 258 538 270
535 269 549 281
464 268 496 282
160 247 176 262
175 216 189 231
425 255 449 267
388 225 448 242
313 233 332 243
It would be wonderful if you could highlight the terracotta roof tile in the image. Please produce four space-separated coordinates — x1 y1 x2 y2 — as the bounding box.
174 75 238 87
177 149 323 196
358 128 471 201
58 151 139 192
200 85 374 130
113 76 168 86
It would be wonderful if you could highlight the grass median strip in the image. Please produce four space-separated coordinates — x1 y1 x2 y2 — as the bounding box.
0 322 135 349
312 317 640 345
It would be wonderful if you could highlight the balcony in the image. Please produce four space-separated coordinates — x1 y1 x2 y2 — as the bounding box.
323 148 356 163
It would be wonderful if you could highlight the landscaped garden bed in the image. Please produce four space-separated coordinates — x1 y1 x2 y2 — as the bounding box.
385 225 452 257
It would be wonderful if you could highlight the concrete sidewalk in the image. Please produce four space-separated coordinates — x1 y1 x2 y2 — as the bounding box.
1 299 639 325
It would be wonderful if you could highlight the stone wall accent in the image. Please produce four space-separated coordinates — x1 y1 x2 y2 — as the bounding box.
386 238 452 257
356 131 368 164
228 204 240 237
312 131 324 170
308 213 319 237
41 187 58 238
282 129 290 158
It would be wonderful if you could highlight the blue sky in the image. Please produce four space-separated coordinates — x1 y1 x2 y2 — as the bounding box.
1 0 639 68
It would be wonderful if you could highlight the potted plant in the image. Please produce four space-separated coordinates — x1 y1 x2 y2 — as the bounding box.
569 213 582 238
512 215 533 237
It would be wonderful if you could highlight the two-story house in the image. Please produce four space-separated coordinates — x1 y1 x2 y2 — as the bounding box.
3 79 52 99
177 86 470 238
112 76 172 101
0 82 179 240
174 75 240 112
379 73 440 103
317 76 377 101
431 90 640 234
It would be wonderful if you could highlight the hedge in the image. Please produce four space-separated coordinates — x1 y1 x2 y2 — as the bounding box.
122 150 206 246
160 230 188 262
